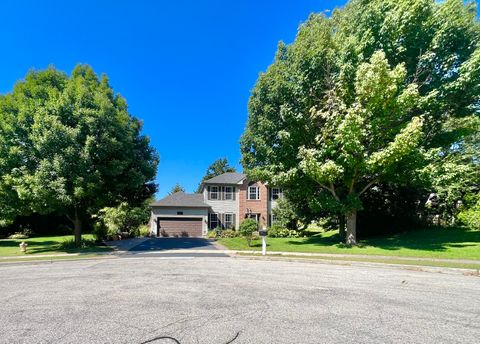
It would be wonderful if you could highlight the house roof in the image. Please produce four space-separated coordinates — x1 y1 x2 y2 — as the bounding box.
151 192 209 208
203 172 246 185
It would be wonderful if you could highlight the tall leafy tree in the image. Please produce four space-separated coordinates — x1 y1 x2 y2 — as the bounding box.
0 65 159 244
300 51 424 244
196 158 236 192
241 0 480 244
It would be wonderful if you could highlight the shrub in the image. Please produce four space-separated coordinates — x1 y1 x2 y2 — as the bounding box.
267 225 283 238
7 227 33 239
272 197 299 230
220 229 237 238
208 227 223 239
8 232 29 239
457 196 480 230
268 225 302 238
239 219 258 246
93 222 108 241
207 230 218 239
136 225 150 237
93 202 149 240
59 237 98 250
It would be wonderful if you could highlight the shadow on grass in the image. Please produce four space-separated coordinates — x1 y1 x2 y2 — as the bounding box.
285 227 480 252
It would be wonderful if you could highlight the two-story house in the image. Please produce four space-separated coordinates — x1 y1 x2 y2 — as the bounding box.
149 172 282 237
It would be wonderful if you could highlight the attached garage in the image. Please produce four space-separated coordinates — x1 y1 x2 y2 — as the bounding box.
156 217 203 237
150 192 210 237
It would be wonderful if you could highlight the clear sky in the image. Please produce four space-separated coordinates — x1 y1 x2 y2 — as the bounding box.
0 0 346 198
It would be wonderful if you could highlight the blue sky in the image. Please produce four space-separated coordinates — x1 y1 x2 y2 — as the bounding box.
0 0 346 198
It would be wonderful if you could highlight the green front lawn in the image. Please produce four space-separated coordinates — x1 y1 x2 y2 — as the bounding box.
0 234 112 257
219 227 480 260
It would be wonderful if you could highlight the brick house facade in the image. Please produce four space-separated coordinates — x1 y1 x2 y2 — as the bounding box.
239 180 269 229
150 172 282 237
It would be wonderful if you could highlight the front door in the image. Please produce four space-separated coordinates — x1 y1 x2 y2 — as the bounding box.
246 213 260 227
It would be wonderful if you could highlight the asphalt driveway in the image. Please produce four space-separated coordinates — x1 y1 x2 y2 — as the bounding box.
123 237 228 257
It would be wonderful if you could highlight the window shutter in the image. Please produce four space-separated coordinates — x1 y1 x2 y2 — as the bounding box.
232 214 236 229
232 187 236 200
268 188 272 201
220 213 224 229
207 186 211 200
221 186 224 200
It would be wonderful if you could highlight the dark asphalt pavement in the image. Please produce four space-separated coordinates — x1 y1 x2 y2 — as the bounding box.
123 238 228 258
1 257 479 343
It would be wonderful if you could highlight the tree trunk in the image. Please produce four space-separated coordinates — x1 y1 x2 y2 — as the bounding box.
73 208 82 246
346 209 357 245
338 214 346 241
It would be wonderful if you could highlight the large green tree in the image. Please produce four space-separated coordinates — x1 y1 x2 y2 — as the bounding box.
300 51 424 244
0 65 159 245
241 0 480 244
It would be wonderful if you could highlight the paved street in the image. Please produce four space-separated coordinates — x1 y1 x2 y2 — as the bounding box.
0 257 479 344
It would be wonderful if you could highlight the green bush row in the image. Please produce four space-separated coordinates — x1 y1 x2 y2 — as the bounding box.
267 225 303 238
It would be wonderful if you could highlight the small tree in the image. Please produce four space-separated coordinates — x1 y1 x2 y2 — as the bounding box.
239 218 258 246
169 183 185 195
272 197 299 230
196 158 236 193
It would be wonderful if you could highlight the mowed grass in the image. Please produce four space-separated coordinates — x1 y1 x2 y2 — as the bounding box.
0 234 112 257
219 227 480 260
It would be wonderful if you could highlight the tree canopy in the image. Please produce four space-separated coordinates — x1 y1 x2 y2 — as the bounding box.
0 65 159 244
241 0 480 243
196 158 236 192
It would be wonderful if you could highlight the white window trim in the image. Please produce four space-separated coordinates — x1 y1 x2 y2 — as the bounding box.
271 188 282 201
247 186 260 200
224 213 233 229
224 186 233 200
209 213 219 229
210 186 219 200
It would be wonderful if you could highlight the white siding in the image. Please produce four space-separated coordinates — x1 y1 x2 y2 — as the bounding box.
204 185 239 214
267 188 281 226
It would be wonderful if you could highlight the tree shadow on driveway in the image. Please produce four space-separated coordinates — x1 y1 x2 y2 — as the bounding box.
128 238 218 252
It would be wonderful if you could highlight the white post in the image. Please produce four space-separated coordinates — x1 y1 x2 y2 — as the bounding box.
262 225 267 256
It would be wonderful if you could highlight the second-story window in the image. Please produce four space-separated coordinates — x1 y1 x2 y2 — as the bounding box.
224 186 233 200
248 186 260 200
210 186 219 200
271 188 282 201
